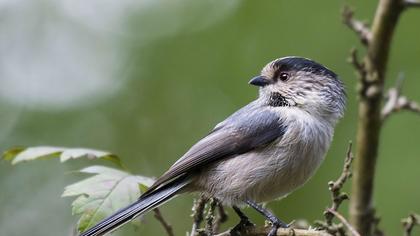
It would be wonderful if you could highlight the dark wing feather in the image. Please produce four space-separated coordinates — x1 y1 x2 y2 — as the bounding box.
144 103 286 194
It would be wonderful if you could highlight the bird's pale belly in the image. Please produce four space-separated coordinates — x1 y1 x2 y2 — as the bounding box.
192 138 328 206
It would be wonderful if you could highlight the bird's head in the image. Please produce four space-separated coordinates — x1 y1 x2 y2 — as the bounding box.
250 57 346 122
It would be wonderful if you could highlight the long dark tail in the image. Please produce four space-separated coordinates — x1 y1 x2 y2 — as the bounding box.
79 178 189 236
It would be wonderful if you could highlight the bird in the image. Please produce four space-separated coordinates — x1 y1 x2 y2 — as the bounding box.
80 56 346 236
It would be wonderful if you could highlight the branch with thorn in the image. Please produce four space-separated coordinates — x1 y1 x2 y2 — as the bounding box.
325 143 354 224
190 197 229 236
204 198 218 235
402 213 420 236
190 196 208 236
347 48 367 85
342 6 371 46
381 73 420 120
316 142 360 236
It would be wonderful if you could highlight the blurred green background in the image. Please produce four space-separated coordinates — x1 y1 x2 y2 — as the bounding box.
0 0 419 235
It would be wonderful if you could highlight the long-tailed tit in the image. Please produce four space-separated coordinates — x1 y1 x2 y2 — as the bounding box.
80 57 346 236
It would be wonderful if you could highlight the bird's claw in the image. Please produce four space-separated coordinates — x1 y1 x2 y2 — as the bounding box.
267 219 289 236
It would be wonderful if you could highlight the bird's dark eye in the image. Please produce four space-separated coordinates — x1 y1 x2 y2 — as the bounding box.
279 72 289 81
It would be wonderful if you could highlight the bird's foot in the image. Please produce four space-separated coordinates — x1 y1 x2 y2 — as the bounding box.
244 200 290 236
266 217 288 236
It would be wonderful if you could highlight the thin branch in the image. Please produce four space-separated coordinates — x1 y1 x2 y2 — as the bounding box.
316 142 355 235
190 196 208 236
324 142 353 226
402 213 420 236
404 0 420 7
327 142 353 212
205 198 218 236
214 227 333 236
153 208 175 236
348 48 366 81
381 73 420 120
326 209 360 236
342 6 372 46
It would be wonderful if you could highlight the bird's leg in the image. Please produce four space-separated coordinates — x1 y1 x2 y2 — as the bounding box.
233 206 254 226
230 206 255 235
245 200 288 236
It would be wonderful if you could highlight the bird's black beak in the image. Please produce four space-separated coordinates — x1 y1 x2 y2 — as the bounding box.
249 76 271 87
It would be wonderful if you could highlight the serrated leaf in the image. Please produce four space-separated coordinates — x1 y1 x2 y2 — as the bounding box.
2 146 121 166
62 165 155 233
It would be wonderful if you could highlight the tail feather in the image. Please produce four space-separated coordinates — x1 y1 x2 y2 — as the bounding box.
79 178 189 236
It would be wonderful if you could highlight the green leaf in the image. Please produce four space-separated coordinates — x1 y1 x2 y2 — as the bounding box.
2 147 25 161
138 183 149 193
62 165 155 233
2 146 121 166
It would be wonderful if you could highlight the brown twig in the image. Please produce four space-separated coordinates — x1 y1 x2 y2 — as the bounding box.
316 143 355 236
381 73 420 120
314 221 346 236
324 143 354 226
348 48 366 81
402 213 420 236
342 6 372 46
326 209 360 236
204 198 218 236
214 227 332 236
348 48 372 102
153 208 175 236
191 196 208 236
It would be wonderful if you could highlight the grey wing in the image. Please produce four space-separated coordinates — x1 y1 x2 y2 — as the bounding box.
144 105 286 194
